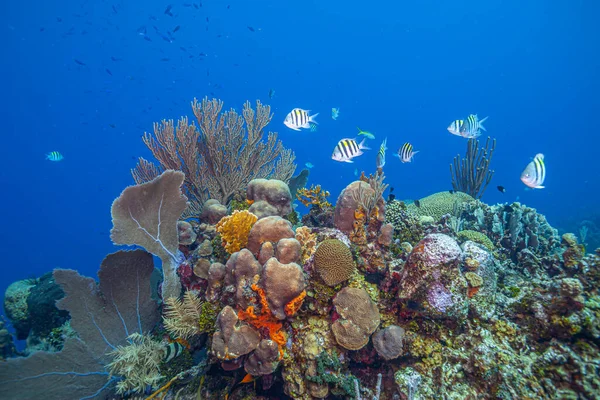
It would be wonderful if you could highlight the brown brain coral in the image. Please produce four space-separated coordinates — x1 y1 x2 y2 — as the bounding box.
215 210 258 254
313 239 355 286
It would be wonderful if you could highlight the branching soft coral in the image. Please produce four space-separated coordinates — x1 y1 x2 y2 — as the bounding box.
106 333 166 395
163 291 202 339
215 210 258 253
296 184 331 209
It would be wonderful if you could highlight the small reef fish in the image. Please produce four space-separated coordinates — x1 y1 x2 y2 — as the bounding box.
284 108 319 131
163 342 184 362
309 122 318 132
461 114 488 138
354 168 358 176
396 142 419 163
520 153 546 189
331 107 340 120
497 185 506 193
376 138 387 169
46 151 64 162
305 162 314 169
414 199 421 208
268 88 275 99
332 138 370 163
357 127 375 139
447 119 464 137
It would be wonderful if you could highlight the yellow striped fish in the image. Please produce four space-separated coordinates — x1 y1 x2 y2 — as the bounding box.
520 153 546 189
395 142 419 163
376 138 387 169
331 138 370 163
45 151 64 162
284 108 319 131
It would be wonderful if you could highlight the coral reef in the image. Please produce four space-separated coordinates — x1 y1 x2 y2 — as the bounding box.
4 151 600 400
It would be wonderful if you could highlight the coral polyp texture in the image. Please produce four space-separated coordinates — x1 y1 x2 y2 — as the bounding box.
313 239 356 286
3 113 600 399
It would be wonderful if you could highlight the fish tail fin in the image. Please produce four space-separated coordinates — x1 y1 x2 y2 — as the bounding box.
479 116 488 131
382 137 388 150
412 150 420 159
359 138 371 150
309 113 319 124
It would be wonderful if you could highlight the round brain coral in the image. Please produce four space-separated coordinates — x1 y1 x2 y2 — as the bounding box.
215 210 258 254
313 239 355 286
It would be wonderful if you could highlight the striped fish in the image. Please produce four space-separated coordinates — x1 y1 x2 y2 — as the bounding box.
376 138 387 169
459 114 488 138
45 151 64 162
284 108 319 131
520 153 546 189
447 119 464 137
331 138 370 163
396 142 419 163
164 342 185 362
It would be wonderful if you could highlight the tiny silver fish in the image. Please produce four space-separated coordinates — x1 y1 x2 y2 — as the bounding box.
520 153 546 189
46 151 64 161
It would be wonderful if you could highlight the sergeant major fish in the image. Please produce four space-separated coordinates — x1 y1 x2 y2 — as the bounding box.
460 114 488 138
395 142 419 163
520 153 546 189
284 108 319 131
332 138 370 163
376 138 387 169
46 151 64 162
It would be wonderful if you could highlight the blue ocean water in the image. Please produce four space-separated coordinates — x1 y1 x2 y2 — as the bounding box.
1 0 598 314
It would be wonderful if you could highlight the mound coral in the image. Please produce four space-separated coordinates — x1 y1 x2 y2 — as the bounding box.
331 287 381 350
314 239 355 286
247 178 293 218
407 191 475 221
215 210 258 254
212 306 261 360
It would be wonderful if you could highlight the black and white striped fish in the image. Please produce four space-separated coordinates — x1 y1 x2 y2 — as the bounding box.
331 138 370 163
520 153 546 189
283 108 319 131
164 342 185 362
460 114 487 138
395 142 419 163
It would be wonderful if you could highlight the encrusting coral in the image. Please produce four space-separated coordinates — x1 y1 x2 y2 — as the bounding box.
215 209 258 254
296 184 331 209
